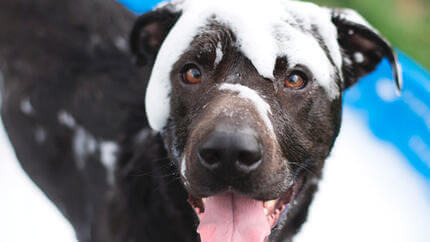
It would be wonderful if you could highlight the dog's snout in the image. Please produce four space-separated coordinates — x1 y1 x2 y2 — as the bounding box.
197 129 262 175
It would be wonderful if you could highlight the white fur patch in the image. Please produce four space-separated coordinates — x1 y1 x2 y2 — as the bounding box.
219 83 274 134
146 0 343 131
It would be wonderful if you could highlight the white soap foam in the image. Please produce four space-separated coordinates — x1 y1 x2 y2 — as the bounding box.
214 41 223 66
353 52 364 63
57 110 76 128
34 127 47 144
100 141 119 185
20 97 35 115
333 8 374 31
145 0 344 131
73 127 97 170
219 83 274 135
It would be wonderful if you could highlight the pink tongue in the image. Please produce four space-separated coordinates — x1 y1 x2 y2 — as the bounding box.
197 194 271 242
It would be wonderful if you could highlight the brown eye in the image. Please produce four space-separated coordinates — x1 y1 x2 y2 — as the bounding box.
284 72 307 89
182 65 202 84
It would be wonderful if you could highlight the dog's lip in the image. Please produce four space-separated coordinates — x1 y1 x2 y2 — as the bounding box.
263 184 296 228
187 182 298 229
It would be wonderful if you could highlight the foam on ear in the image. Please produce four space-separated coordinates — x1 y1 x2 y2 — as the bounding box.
331 8 402 92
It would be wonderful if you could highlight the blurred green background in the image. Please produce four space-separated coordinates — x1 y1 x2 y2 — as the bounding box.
308 0 430 70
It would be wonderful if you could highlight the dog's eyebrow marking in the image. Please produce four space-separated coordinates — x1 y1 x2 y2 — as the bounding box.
219 83 274 134
20 97 35 116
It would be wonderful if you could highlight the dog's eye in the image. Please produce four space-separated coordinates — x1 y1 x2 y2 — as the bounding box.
284 71 307 89
182 65 202 84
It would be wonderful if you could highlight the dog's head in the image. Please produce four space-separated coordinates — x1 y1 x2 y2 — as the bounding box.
130 0 401 241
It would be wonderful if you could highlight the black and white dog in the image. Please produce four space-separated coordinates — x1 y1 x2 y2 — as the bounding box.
0 0 401 241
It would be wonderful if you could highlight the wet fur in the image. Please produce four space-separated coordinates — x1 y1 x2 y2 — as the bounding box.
0 0 399 242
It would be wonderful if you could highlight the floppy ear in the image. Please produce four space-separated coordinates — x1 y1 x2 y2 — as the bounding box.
331 8 402 91
130 8 180 66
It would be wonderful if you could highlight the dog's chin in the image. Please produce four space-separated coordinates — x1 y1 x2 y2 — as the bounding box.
186 182 299 242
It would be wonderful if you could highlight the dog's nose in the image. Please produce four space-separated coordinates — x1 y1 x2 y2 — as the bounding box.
197 129 262 174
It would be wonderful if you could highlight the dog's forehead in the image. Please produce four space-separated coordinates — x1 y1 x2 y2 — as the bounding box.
146 0 343 131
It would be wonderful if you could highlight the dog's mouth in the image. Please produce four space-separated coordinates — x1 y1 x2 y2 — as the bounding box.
187 183 298 242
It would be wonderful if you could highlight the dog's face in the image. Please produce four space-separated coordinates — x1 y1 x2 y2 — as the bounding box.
131 0 401 241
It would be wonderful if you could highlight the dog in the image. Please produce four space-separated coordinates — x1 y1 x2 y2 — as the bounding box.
0 0 401 241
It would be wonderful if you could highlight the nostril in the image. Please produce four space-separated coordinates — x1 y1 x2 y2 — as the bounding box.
237 150 262 166
198 148 222 169
236 149 262 173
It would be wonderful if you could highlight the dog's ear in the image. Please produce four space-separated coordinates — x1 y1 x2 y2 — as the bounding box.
331 8 402 91
130 8 181 66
